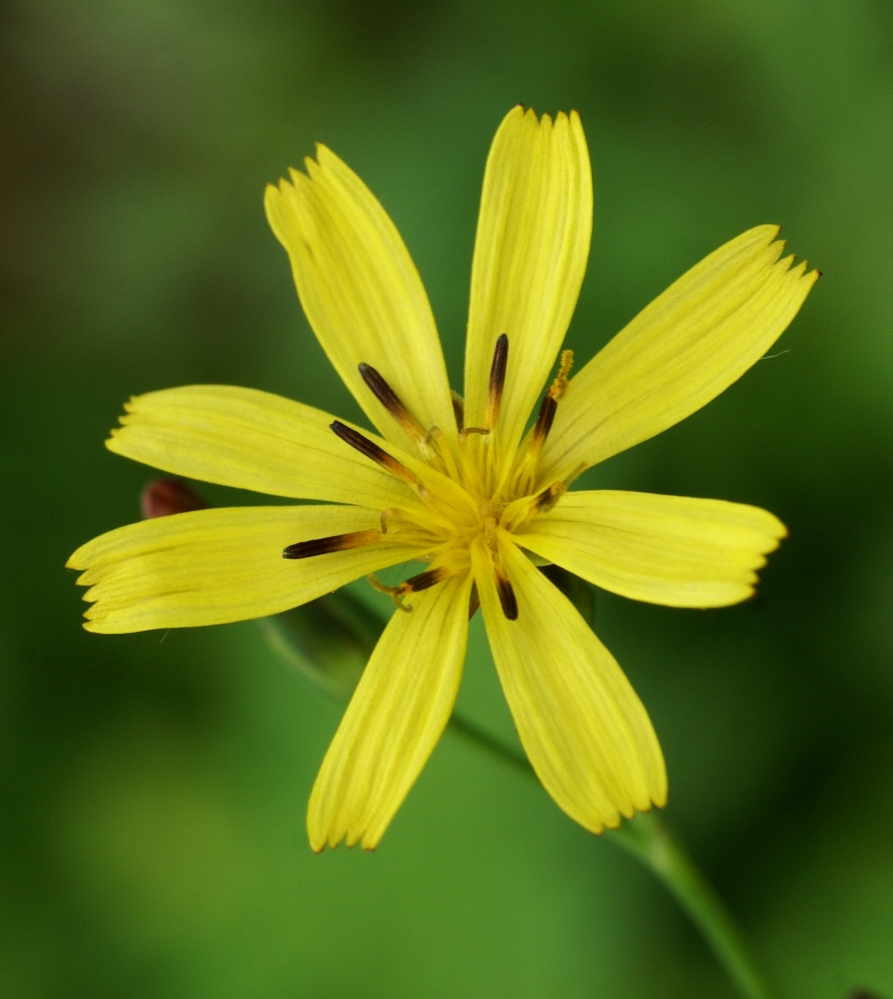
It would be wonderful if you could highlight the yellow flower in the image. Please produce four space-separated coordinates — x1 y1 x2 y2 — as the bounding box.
68 107 817 851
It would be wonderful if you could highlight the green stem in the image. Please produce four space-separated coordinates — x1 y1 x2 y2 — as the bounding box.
445 711 534 774
444 715 776 999
608 813 776 999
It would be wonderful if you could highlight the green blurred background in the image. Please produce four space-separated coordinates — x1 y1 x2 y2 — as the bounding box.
2 1 893 996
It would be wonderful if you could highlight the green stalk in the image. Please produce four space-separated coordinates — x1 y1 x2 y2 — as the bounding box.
445 710 776 999
608 813 775 999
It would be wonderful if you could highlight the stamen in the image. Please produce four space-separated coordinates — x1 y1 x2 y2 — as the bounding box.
424 425 462 483
368 567 450 610
550 349 574 401
494 564 519 621
486 333 509 429
451 390 465 431
530 461 586 517
501 463 587 533
358 363 426 443
375 507 450 549
283 529 380 560
331 421 422 490
458 426 490 443
403 568 448 593
531 393 558 447
531 349 574 449
532 480 568 515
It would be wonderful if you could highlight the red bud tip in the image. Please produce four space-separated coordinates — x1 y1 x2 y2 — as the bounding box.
140 478 209 519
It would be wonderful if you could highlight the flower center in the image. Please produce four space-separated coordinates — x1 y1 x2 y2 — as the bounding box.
283 337 579 620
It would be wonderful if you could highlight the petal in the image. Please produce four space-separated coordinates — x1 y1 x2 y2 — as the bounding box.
474 537 665 833
463 107 592 455
539 225 819 484
105 385 420 509
68 505 423 634
519 490 786 608
307 571 472 851
265 146 455 452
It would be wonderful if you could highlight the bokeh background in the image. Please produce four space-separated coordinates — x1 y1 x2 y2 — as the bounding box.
3 1 893 996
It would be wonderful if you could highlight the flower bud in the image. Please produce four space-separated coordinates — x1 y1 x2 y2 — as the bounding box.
261 590 383 700
140 478 209 519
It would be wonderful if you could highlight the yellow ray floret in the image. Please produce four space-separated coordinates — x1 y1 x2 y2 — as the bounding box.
67 506 426 634
539 225 819 484
464 106 593 459
518 491 787 607
106 385 416 508
265 146 455 454
473 537 666 832
308 572 473 851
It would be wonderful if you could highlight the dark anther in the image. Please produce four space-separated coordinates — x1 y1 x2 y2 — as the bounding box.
404 567 448 593
530 350 573 451
283 529 380 559
531 392 558 446
486 333 509 428
533 481 566 514
358 363 425 441
495 566 519 621
330 421 418 486
451 390 465 431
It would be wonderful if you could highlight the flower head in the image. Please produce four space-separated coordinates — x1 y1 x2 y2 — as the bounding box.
68 107 817 851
